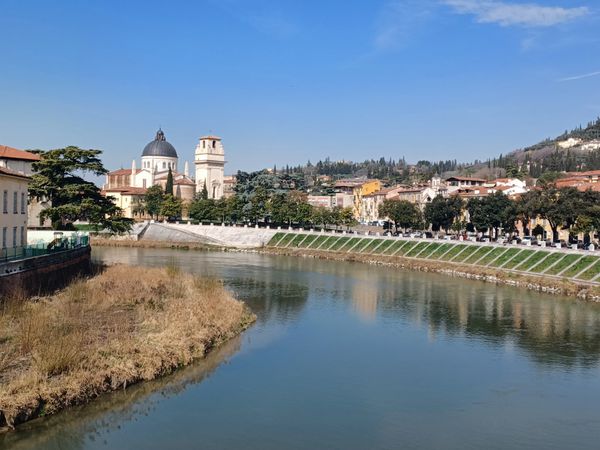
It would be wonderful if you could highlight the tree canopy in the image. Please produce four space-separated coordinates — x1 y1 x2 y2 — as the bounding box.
30 146 132 233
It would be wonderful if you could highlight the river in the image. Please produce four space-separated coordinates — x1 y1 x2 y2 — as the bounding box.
2 247 600 449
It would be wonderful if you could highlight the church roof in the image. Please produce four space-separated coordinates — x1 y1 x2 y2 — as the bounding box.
142 129 178 158
200 135 221 140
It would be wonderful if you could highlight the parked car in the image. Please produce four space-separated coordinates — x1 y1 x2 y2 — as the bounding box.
521 236 538 246
423 232 433 239
410 232 422 238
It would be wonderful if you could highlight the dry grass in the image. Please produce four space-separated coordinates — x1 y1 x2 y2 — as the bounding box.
0 265 255 430
91 237 219 250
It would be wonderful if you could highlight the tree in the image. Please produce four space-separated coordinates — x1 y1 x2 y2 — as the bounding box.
165 167 174 196
201 181 208 200
424 195 463 234
144 185 164 220
160 194 182 219
467 192 515 239
379 200 422 232
29 146 132 233
536 186 584 242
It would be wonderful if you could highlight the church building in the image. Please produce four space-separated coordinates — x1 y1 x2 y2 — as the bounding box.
103 129 226 218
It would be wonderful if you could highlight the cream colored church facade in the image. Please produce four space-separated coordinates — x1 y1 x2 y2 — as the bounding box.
103 129 226 219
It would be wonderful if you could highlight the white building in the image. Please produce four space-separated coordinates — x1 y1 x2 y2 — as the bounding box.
195 135 225 200
104 129 227 217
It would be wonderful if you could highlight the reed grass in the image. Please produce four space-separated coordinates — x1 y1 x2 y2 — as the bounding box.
0 265 255 430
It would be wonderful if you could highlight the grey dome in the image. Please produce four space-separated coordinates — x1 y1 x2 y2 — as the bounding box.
142 129 178 158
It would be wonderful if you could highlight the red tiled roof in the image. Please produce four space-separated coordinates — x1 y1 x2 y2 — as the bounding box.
0 145 40 161
174 178 195 185
0 166 31 180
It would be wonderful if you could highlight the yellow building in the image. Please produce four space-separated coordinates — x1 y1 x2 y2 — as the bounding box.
334 178 382 219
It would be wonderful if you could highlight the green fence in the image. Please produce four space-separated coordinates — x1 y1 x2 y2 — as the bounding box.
0 235 90 263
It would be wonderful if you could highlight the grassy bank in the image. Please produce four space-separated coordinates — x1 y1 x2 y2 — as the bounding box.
0 265 255 430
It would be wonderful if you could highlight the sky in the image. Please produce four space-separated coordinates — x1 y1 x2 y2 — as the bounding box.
1 0 599 177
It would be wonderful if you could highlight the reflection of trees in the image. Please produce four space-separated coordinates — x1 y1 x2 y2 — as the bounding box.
374 271 600 369
0 336 243 450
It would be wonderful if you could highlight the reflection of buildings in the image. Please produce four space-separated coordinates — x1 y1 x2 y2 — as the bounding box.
351 281 379 321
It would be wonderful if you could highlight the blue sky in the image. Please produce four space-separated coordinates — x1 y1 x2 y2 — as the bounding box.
1 0 599 176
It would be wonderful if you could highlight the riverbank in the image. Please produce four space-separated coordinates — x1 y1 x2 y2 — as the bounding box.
262 247 600 301
91 236 220 250
0 265 256 431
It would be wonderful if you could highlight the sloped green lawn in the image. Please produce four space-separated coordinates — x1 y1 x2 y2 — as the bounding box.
545 254 582 276
528 252 564 273
561 256 598 278
463 246 494 264
451 245 478 262
504 249 535 270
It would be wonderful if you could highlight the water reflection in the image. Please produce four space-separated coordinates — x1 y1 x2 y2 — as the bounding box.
4 247 600 449
0 335 243 450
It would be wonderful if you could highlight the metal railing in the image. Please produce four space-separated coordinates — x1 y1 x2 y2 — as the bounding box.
0 235 90 263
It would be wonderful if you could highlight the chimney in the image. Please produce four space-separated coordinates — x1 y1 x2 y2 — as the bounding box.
184 161 189 177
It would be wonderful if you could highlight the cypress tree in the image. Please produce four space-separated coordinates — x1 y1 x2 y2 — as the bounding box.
165 167 174 196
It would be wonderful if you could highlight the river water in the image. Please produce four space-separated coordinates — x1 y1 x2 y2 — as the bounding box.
3 247 600 450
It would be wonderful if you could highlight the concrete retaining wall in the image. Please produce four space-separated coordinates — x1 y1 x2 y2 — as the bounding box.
132 222 280 248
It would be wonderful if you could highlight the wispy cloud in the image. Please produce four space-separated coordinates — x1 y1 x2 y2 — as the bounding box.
375 0 435 50
442 0 589 27
559 71 600 82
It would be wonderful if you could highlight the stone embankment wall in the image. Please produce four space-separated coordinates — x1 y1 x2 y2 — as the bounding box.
120 222 279 248
0 246 92 297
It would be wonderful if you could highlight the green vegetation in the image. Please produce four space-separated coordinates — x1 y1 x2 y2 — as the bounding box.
479 247 509 265
287 234 308 248
427 243 453 259
307 235 329 249
504 249 536 270
382 240 406 255
298 234 319 248
451 245 478 263
354 239 375 253
276 233 296 247
417 243 441 258
528 252 564 273
372 240 395 254
440 245 468 261
396 241 418 256
405 242 431 258
463 246 493 264
268 232 286 246
319 236 339 251
329 236 351 251
576 260 600 280
339 238 362 252
30 147 132 232
489 248 522 268
360 239 384 253
514 251 546 271
561 256 598 278
545 254 582 276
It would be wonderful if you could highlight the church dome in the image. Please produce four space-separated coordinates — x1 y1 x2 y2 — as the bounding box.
142 129 178 158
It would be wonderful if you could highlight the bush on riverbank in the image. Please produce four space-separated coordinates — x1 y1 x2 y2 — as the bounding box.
0 265 255 430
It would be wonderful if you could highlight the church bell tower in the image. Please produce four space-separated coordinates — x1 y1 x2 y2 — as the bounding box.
194 135 226 199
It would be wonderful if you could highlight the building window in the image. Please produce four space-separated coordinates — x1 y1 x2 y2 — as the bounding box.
20 226 25 246
21 192 26 214
13 191 17 213
12 227 17 248
2 227 6 248
163 162 166 169
212 140 216 149
202 141 205 149
143 179 147 188
3 190 7 213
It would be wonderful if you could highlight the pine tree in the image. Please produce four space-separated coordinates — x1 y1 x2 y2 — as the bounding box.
201 181 209 200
